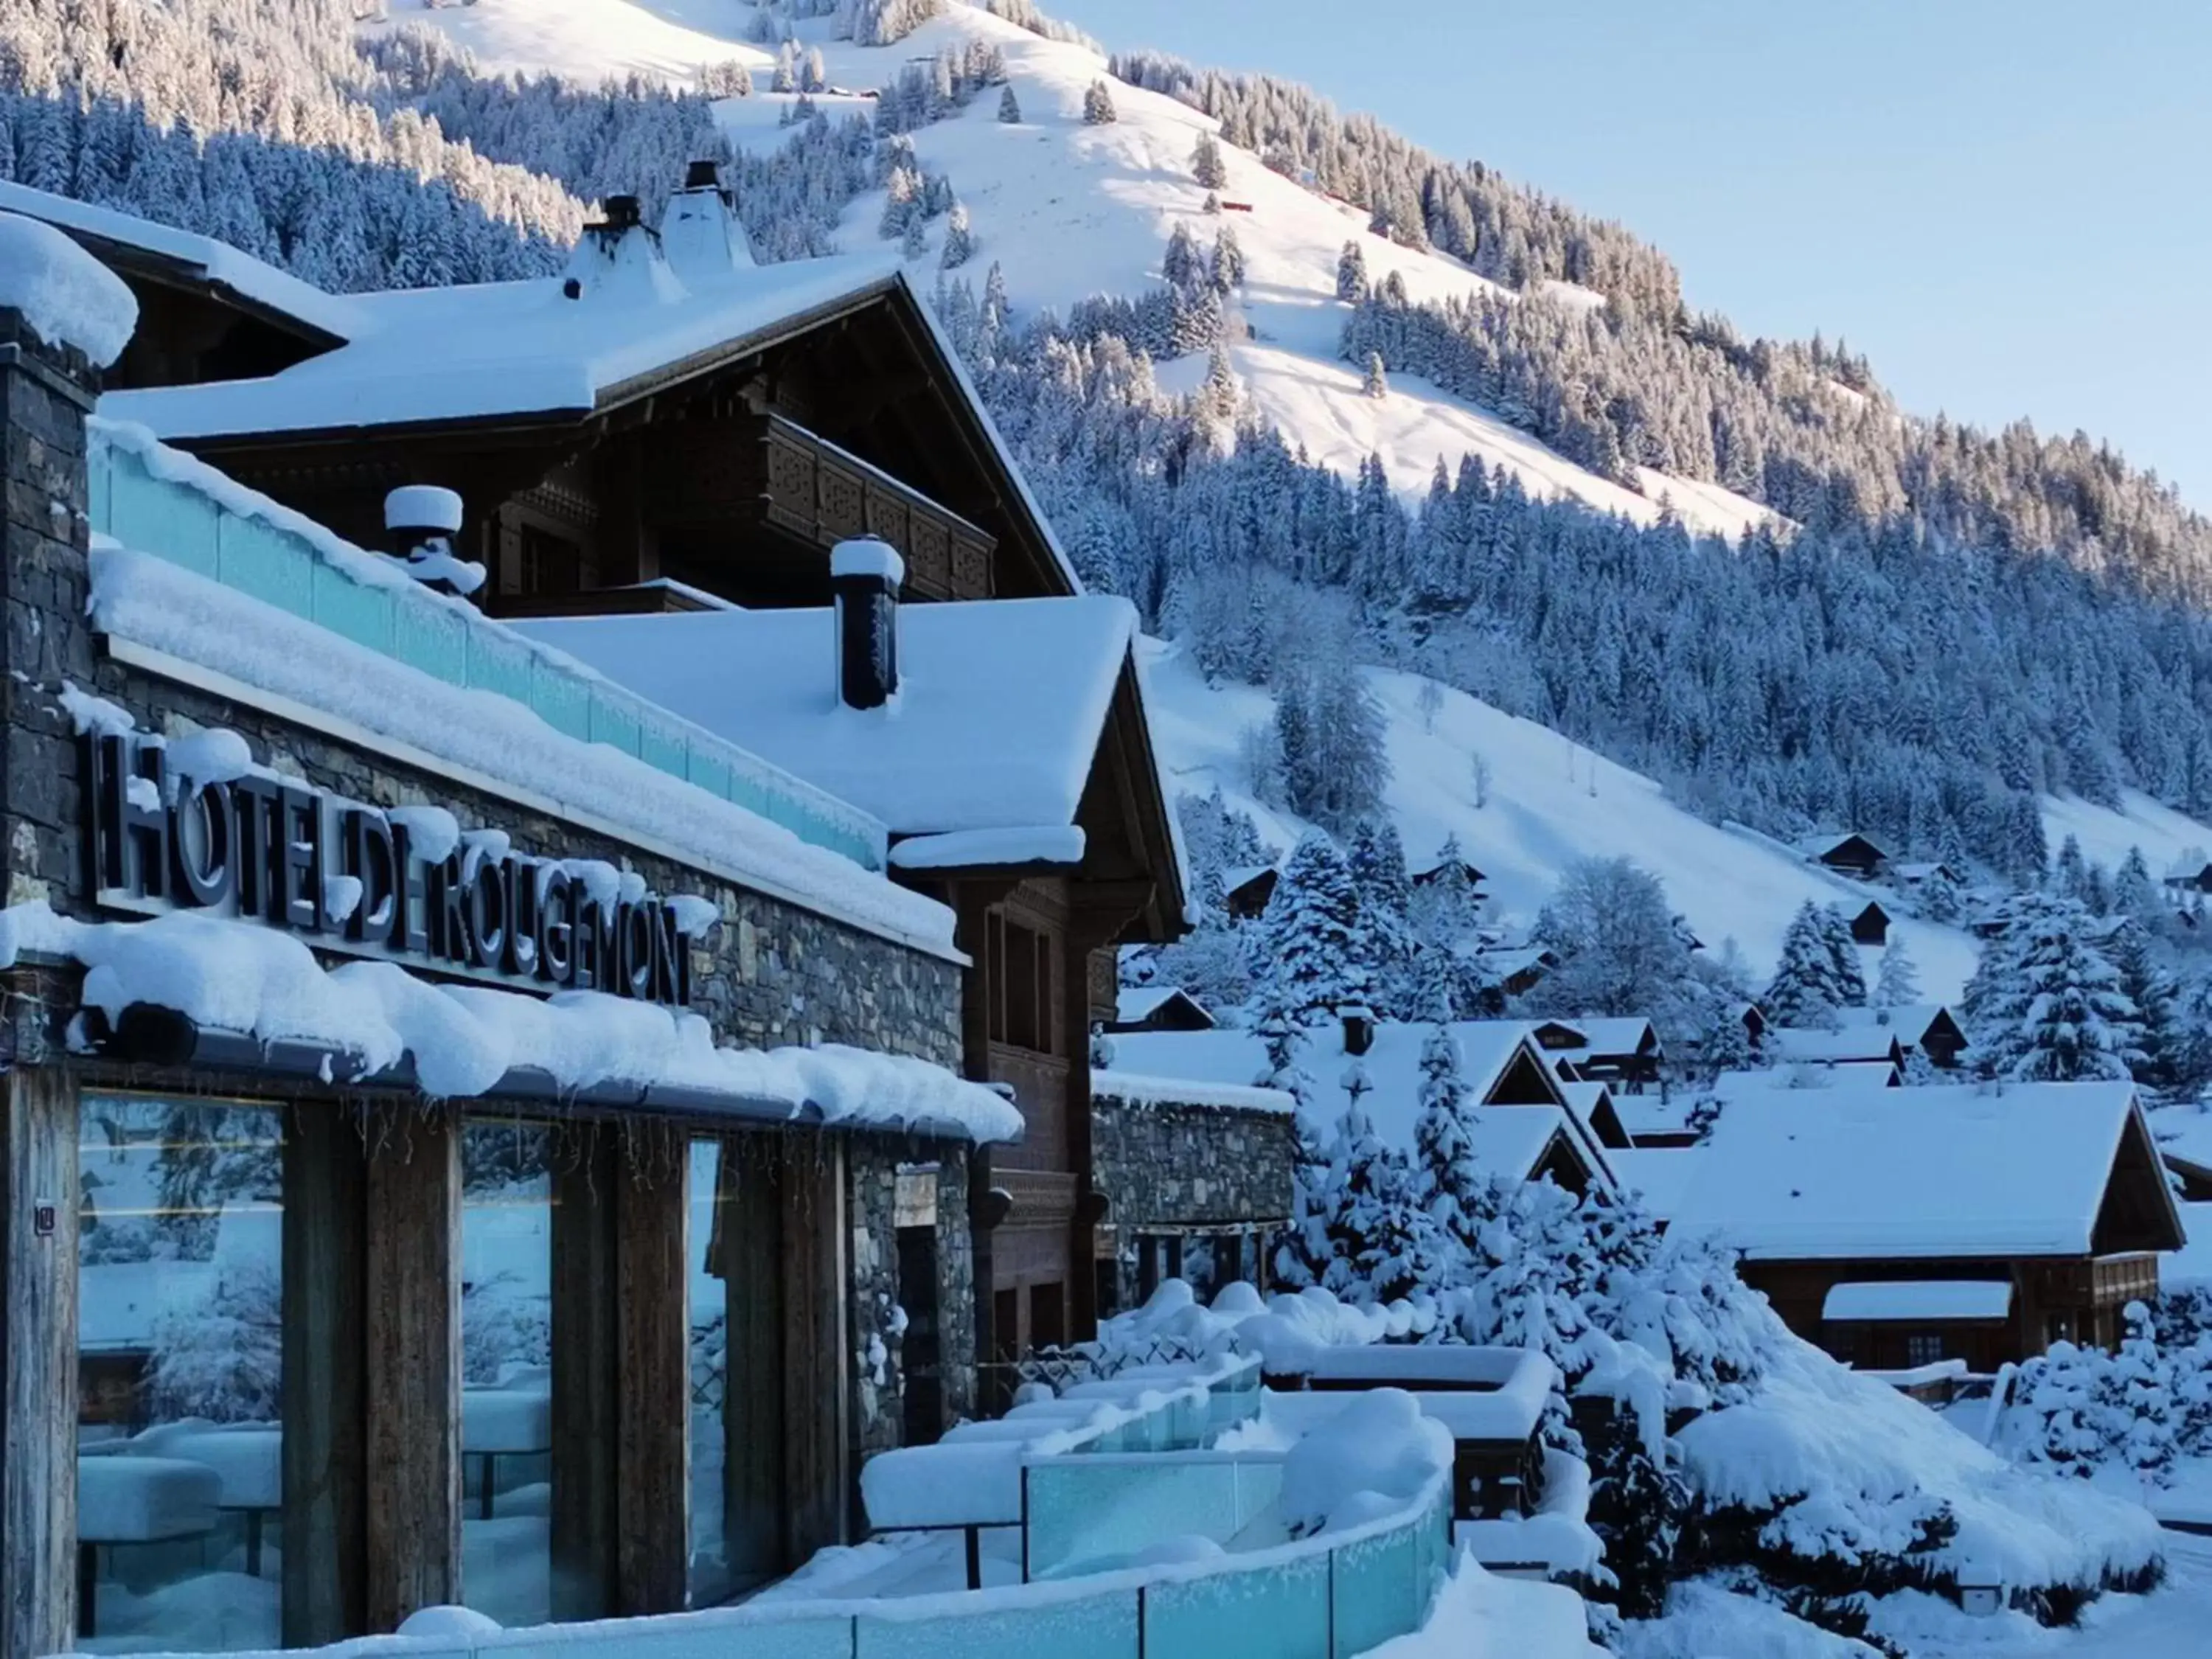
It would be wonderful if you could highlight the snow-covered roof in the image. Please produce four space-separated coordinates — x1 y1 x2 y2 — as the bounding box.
513 597 1138 836
1834 1004 1958 1046
887 825 1086 871
1609 1148 1704 1220
1821 1281 2014 1323
1088 1069 1293 1118
102 248 897 438
1101 1020 1611 1191
2151 1102 2212 1178
1669 1082 2160 1261
1543 1015 1658 1062
2166 1203 2212 1290
1113 986 1214 1027
1613 1094 1700 1141
0 209 139 368
1220 862 1279 893
1764 1024 1903 1065
0 181 356 344
1708 1061 1899 1102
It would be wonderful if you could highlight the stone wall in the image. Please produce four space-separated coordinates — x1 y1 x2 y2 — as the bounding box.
1092 1097 1297 1233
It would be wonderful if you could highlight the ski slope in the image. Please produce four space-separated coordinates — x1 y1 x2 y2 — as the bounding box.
378 0 1775 539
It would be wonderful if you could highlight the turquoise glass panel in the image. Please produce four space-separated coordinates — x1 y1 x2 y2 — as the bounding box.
310 562 393 654
1329 1523 1424 1656
86 444 111 535
114 466 218 576
639 713 690 781
588 690 642 757
392 597 469 685
485 1615 855 1659
529 658 591 740
1027 1461 1250 1580
857 1590 1136 1659
1144 1555 1329 1659
686 740 734 802
216 513 313 618
468 626 535 712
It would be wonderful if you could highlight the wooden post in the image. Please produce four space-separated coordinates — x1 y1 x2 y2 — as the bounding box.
364 1107 462 1630
782 1137 850 1562
549 1134 619 1621
614 1141 689 1615
0 1067 80 1659
722 1137 787 1585
283 1103 368 1646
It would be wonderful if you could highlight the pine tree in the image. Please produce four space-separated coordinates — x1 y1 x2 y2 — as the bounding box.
1336 240 1368 302
1873 937 1921 1009
1817 905 1869 1008
1252 830 1368 1028
902 211 928 260
1346 818 1417 1015
1082 79 1118 125
1363 351 1388 400
2107 919 2177 1086
1411 1018 1484 1256
773 39 800 93
1972 894 2144 1082
1192 131 1228 189
998 83 1022 123
1763 901 1848 1029
939 201 974 269
1584 1405 1684 1620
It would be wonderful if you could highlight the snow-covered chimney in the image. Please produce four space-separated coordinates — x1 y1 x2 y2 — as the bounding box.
384 485 484 598
561 192 684 306
830 537 903 711
661 158 757 282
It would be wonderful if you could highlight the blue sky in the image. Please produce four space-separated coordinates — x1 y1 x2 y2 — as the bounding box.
1050 0 2211 509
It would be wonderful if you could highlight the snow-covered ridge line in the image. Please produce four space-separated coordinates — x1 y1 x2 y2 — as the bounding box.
0 900 1020 1143
1088 1068 1294 1117
86 545 959 957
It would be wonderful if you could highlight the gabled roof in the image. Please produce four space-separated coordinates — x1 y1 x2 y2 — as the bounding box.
1670 1081 2184 1260
1709 1062 1899 1103
1544 1016 1661 1062
1801 831 1890 863
1834 1004 1963 1049
1221 863 1279 894
1101 1019 1613 1194
516 598 1136 837
1113 987 1216 1029
1765 1024 1905 1065
1561 1080 1632 1150
0 179 358 347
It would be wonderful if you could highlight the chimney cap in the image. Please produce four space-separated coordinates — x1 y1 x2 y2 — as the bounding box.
602 194 642 230
683 159 723 190
830 536 905 587
385 484 463 534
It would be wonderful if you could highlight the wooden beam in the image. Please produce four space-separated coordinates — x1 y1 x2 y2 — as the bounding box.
549 1133 619 1621
283 1104 368 1646
364 1107 462 1631
614 1144 690 1616
0 1067 78 1659
720 1135 788 1585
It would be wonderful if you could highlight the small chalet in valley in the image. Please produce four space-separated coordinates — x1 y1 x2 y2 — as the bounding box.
1411 852 1486 891
1763 1023 1907 1070
1528 1016 1664 1092
1848 900 1892 946
1801 832 1890 880
1105 1017 1617 1200
1669 1082 2185 1369
1219 861 1279 921
1833 1003 1969 1069
1107 985 1218 1033
2166 858 2212 896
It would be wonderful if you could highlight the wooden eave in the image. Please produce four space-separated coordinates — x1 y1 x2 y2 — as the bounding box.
2093 1104 2189 1256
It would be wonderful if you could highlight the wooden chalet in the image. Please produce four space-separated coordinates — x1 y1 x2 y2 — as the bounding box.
1410 854 1486 891
1803 832 1890 880
1106 986 1218 1034
1848 900 1892 946
63 173 1199 1373
1219 862 1279 921
2166 860 2212 896
1670 1081 2185 1368
1528 1016 1663 1092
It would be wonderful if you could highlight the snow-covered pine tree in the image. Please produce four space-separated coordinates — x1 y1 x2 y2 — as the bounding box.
1210 224 1246 292
1363 351 1388 399
1583 1402 1685 1620
2110 1301 2177 1486
1873 936 1921 1009
1261 1011 1334 1290
773 39 801 93
1327 1074 1433 1306
998 83 1022 122
1251 830 1366 1028
1763 900 1848 1029
1336 239 1368 302
1162 220 1204 292
1346 818 1417 1015
803 46 828 94
1816 905 1869 1008
1411 1016 1485 1255
902 211 928 260
1082 78 1118 124
1192 130 1227 189
939 201 974 269
2055 832 2090 901
2115 846 2162 919
2106 918 2177 1087
1971 894 2144 1083
1408 831 1484 965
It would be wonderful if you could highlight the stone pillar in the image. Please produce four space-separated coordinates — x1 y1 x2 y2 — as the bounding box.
0 301 106 1659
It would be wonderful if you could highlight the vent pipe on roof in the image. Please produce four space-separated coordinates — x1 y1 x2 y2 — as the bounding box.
830 537 903 711
662 157 757 277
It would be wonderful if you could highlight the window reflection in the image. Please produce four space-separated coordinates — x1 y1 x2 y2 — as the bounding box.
460 1119 553 1627
77 1095 285 1653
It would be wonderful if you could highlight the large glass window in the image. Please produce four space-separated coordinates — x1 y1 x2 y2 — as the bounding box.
77 1095 285 1652
459 1120 554 1628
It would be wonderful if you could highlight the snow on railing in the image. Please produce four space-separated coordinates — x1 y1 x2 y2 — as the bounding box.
86 420 886 875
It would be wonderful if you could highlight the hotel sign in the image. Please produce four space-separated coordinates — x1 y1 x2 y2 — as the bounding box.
89 731 701 1008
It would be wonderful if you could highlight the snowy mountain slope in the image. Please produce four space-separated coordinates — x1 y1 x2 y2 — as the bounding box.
378 0 1773 538
364 0 773 86
1138 636 1983 999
